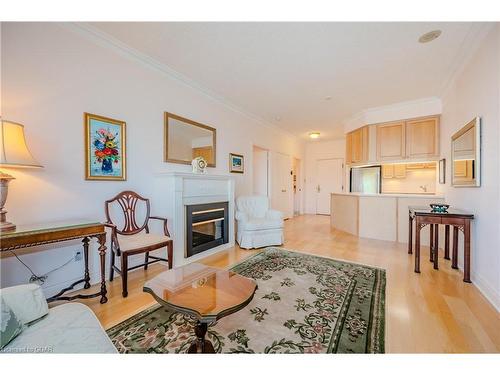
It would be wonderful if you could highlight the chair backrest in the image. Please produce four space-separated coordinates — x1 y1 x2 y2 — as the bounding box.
236 195 270 219
105 191 151 235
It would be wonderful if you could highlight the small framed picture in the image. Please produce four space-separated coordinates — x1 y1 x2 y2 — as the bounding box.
439 158 446 184
229 153 244 173
85 113 126 181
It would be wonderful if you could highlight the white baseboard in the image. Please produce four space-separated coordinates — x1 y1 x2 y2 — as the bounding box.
471 273 500 312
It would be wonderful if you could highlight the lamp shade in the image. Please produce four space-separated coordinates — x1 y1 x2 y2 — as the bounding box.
0 120 42 168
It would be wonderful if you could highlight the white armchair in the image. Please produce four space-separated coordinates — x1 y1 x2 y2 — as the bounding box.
236 195 284 249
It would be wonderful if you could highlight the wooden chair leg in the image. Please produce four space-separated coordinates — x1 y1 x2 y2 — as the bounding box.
144 252 149 270
109 250 115 282
121 254 128 298
167 241 173 269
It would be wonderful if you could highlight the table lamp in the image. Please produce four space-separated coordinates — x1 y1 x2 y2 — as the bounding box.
0 119 43 232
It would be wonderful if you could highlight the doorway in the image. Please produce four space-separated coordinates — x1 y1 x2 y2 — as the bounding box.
253 145 269 196
315 158 344 215
292 157 302 216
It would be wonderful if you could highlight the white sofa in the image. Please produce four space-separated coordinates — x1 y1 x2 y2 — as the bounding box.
235 195 284 249
0 284 117 353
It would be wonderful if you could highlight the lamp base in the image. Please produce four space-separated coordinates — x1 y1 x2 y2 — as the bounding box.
0 171 16 232
0 219 16 232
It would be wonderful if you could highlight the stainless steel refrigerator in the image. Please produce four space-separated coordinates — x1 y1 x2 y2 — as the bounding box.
350 166 381 194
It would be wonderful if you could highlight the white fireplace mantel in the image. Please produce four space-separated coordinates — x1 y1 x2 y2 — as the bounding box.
153 172 235 267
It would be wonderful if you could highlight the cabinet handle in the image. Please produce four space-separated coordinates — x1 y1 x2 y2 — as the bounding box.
317 185 321 193
281 189 287 193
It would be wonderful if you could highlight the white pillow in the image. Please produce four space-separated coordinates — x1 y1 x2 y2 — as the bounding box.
0 284 49 325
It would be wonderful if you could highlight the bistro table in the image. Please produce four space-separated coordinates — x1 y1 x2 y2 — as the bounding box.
408 206 474 282
143 262 257 353
0 220 108 303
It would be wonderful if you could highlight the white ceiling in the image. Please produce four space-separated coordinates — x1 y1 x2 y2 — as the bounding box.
89 22 486 140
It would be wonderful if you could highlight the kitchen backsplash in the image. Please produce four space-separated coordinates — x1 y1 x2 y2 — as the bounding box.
382 166 436 194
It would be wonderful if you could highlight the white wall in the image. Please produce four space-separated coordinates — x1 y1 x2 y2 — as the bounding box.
439 25 500 311
304 139 345 214
252 146 268 196
0 23 304 295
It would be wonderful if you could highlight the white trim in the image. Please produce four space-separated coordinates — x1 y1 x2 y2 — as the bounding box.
471 273 500 312
61 22 300 141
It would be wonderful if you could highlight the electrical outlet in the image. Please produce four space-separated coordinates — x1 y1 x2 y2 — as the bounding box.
74 250 83 262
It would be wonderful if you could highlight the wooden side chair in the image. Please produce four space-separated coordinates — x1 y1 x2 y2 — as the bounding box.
104 190 173 297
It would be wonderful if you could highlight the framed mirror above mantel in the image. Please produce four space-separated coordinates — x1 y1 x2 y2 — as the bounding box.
451 117 481 187
164 112 217 167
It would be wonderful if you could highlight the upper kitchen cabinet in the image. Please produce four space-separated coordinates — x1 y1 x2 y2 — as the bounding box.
345 115 440 165
346 126 369 165
406 116 439 159
375 115 440 162
376 121 406 161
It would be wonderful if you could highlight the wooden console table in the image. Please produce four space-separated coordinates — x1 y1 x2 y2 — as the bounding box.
0 220 108 303
408 207 474 283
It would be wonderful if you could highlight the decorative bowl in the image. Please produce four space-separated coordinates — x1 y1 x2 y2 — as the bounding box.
430 203 450 213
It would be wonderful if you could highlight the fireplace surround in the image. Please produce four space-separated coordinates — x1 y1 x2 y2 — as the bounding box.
154 172 235 267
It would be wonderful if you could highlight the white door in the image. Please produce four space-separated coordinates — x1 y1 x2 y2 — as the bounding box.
316 158 344 215
271 152 293 218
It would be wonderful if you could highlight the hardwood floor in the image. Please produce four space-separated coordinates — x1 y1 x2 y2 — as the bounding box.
77 214 500 353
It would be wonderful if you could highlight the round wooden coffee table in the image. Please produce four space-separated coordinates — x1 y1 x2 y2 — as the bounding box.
143 263 257 353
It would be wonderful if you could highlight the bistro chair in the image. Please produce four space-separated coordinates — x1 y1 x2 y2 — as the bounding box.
104 190 173 297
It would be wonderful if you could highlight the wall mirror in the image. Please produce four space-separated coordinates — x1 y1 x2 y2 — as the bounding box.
164 112 216 167
451 117 480 187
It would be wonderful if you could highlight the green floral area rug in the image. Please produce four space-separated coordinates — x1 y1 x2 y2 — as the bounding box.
107 247 386 353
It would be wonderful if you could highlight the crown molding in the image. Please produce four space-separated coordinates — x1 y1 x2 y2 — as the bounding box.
61 22 301 141
440 23 496 100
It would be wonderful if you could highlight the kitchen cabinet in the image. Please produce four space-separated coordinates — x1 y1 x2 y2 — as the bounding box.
406 117 439 159
376 121 406 161
382 164 406 178
345 132 352 165
375 115 440 162
405 162 436 170
347 115 440 165
345 126 368 165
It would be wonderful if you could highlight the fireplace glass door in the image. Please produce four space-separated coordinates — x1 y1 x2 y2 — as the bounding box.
186 202 229 257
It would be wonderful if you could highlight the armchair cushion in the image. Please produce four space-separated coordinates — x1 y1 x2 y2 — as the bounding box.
117 232 171 253
0 284 48 325
238 218 284 231
265 209 283 220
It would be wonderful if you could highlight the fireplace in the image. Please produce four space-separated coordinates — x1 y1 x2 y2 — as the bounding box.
186 202 229 258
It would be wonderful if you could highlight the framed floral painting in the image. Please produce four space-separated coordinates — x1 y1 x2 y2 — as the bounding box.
84 113 126 180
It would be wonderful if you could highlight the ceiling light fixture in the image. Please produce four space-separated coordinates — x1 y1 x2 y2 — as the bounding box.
418 30 442 43
309 132 320 139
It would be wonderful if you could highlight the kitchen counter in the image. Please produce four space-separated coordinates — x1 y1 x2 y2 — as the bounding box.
330 192 445 243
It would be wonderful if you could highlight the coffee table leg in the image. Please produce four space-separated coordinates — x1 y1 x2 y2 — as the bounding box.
188 322 215 353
